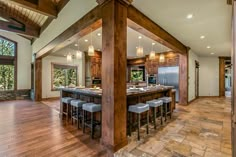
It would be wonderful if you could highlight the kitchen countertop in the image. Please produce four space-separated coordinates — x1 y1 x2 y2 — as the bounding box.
60 85 174 97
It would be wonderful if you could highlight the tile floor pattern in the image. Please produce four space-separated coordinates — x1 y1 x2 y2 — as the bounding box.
114 98 232 157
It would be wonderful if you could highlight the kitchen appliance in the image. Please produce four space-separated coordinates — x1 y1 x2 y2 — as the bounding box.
158 66 179 102
148 74 157 84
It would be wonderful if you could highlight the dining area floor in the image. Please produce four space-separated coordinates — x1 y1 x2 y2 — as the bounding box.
0 97 232 157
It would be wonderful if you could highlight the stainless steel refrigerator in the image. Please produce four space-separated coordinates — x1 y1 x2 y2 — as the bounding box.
158 66 179 102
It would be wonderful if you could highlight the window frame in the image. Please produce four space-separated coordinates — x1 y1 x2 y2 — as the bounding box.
0 35 17 91
51 63 78 91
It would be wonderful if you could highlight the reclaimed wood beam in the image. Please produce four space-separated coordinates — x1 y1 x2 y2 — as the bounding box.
9 0 57 18
36 5 102 58
0 20 39 38
127 5 187 54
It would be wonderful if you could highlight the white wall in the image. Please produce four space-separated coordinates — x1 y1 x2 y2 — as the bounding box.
199 57 219 96
42 52 85 99
0 31 32 90
188 50 199 102
33 0 97 57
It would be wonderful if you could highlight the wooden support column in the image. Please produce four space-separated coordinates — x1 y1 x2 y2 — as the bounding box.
219 57 226 97
35 58 42 101
98 0 132 153
179 49 188 105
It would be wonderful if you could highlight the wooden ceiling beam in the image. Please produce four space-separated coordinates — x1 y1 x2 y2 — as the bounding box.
9 0 57 18
36 5 102 58
127 5 187 54
0 20 39 38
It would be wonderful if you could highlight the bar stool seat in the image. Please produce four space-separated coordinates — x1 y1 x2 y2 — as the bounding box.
159 97 172 103
82 103 102 139
70 99 86 128
71 99 86 108
158 97 172 121
128 103 149 113
83 103 101 112
146 99 163 129
61 97 75 121
146 99 163 107
62 97 75 104
128 103 149 140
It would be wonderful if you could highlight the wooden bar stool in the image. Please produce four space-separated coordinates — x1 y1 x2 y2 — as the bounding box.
146 99 163 129
61 97 75 121
159 97 172 121
128 103 150 141
70 99 86 128
82 103 102 139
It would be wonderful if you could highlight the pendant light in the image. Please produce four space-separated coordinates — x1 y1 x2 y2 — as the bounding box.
149 43 156 60
136 36 143 57
88 28 95 56
67 52 72 63
76 40 82 59
159 42 165 63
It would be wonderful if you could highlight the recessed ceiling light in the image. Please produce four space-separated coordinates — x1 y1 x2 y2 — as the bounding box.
207 46 211 49
74 44 78 47
84 39 88 42
210 52 214 55
138 36 142 39
136 46 138 49
152 43 155 45
97 49 101 51
97 33 101 36
200 36 205 39
186 14 193 19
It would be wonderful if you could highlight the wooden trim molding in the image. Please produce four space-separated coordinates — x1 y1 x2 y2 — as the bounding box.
127 5 187 54
36 5 102 59
219 57 226 97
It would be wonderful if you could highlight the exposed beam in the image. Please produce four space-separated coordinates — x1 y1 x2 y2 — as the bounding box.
127 5 187 54
36 5 102 58
0 20 39 38
9 0 57 18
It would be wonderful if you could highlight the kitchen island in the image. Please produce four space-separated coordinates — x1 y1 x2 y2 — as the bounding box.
60 85 175 117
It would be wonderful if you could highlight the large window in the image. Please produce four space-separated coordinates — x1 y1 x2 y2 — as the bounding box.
0 36 17 91
51 63 78 90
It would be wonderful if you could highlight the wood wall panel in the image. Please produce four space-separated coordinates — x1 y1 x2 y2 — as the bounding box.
219 57 226 97
100 0 129 152
35 58 42 101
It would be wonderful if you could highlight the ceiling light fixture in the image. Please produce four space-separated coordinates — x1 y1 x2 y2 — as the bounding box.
97 33 101 36
88 29 95 56
66 53 73 63
84 39 88 42
200 36 205 39
76 39 82 59
186 14 193 19
159 42 165 63
149 43 156 60
207 46 211 49
210 52 214 55
136 36 143 57
74 43 78 47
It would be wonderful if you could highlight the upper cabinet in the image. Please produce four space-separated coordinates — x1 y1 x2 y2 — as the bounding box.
90 51 102 79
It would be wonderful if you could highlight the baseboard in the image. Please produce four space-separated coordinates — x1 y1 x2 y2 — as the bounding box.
41 97 60 101
188 97 198 104
198 96 220 98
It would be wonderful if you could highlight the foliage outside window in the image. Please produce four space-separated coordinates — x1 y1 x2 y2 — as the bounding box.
52 63 78 90
131 69 143 82
0 36 17 91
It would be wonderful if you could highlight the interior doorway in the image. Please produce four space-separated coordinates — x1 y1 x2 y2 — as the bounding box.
195 61 199 98
225 59 232 97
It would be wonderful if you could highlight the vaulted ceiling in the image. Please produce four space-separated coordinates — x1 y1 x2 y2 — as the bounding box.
0 0 69 41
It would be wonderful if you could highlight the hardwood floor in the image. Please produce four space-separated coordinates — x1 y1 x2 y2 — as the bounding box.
0 100 108 157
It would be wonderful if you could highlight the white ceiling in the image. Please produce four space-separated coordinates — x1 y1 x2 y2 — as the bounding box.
51 0 232 58
50 27 171 58
133 0 232 57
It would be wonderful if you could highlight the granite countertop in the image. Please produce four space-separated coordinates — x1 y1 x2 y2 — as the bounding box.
61 85 174 97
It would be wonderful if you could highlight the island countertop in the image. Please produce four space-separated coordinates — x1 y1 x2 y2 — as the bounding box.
60 85 174 97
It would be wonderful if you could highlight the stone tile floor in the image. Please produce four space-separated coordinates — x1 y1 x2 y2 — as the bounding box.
114 98 232 157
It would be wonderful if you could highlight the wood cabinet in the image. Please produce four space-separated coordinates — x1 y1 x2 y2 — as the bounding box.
90 56 102 78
